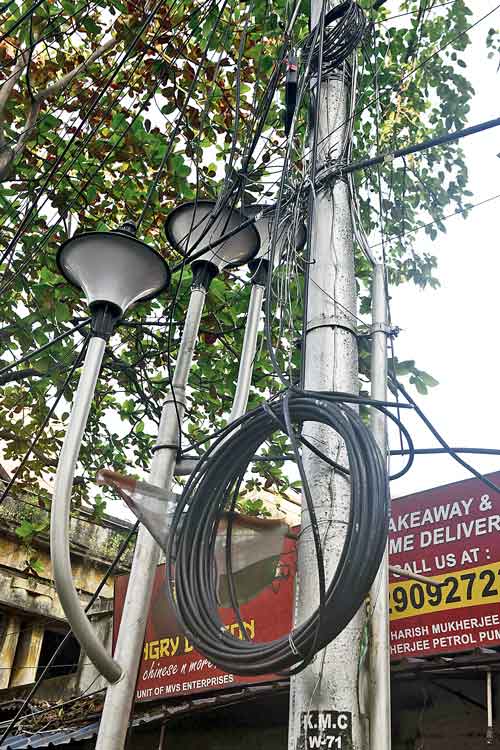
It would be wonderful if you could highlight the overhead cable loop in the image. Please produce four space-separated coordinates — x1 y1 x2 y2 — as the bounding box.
297 2 500 168
166 389 389 677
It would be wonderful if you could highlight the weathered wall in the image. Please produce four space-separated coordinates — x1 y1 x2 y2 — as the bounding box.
0 496 133 618
0 495 133 697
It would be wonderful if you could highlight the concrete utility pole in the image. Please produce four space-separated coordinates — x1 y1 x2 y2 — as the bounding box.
288 1 366 748
369 262 391 750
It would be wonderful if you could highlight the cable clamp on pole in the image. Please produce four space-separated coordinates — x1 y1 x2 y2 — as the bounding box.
306 313 356 336
162 395 187 407
151 442 179 454
288 632 300 657
370 322 392 336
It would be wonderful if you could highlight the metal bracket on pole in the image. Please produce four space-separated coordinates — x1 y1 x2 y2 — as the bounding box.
306 312 357 336
370 322 392 336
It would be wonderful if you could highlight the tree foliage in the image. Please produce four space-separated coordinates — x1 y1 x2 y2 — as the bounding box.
0 0 496 515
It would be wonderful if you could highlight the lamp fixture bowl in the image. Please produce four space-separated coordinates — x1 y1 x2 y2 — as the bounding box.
164 200 260 272
243 204 306 263
57 229 170 317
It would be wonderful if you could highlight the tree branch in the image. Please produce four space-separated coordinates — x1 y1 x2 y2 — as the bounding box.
2 37 119 177
12 98 40 157
0 368 44 386
0 49 28 147
0 428 57 467
35 37 118 101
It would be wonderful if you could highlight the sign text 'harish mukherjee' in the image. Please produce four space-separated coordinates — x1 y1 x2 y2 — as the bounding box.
389 471 500 659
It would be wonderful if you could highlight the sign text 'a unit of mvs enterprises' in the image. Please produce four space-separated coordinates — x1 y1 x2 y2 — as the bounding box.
389 471 500 659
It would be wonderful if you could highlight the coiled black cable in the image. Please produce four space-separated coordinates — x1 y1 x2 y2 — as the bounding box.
166 389 389 676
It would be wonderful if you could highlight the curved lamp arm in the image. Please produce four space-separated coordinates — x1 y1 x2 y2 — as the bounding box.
50 336 122 684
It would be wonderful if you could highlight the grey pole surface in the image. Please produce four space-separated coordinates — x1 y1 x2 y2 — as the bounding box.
288 1 365 746
95 285 207 750
51 336 122 684
229 281 265 421
368 262 391 750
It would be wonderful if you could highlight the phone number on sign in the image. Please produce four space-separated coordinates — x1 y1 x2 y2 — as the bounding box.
389 563 500 620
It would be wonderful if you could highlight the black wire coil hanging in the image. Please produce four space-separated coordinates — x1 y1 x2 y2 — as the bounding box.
166 390 389 676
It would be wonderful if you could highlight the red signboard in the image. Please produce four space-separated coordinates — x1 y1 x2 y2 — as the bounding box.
389 470 500 660
113 535 296 702
114 472 500 702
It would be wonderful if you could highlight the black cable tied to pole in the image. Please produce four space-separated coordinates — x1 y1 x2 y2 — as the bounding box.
166 390 389 676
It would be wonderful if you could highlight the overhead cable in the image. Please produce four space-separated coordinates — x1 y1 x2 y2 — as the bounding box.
332 116 500 180
0 335 90 505
368 192 500 251
0 319 90 382
391 377 500 495
0 0 45 44
0 0 169 283
0 0 215 292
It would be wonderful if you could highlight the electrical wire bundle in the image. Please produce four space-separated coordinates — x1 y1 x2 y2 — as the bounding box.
303 0 366 79
166 389 389 676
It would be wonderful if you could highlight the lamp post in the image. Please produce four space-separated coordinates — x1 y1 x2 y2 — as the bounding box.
51 222 170 684
95 200 259 750
230 205 306 421
174 204 306 478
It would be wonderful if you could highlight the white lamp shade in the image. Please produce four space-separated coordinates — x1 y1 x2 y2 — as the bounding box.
165 200 260 271
244 204 306 262
57 230 170 316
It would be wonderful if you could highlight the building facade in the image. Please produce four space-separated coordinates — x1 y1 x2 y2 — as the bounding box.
0 492 134 708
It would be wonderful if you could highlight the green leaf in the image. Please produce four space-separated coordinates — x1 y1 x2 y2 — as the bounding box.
16 520 35 540
55 302 71 322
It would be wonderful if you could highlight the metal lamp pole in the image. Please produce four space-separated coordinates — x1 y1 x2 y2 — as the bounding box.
369 261 391 750
96 201 259 749
95 268 210 750
229 260 268 421
175 260 267 479
50 225 170 685
51 334 123 683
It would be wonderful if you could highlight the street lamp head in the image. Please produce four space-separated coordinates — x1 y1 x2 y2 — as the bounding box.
164 200 260 274
243 204 306 266
57 225 171 329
